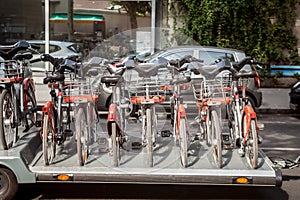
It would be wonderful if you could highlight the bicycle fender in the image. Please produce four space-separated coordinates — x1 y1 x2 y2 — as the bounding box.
242 105 257 136
23 78 35 91
42 101 54 114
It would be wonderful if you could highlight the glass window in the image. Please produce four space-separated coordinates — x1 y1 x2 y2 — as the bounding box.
199 51 235 64
67 44 80 53
49 44 61 53
163 51 193 61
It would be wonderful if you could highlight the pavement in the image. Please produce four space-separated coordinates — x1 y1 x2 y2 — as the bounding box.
258 88 294 114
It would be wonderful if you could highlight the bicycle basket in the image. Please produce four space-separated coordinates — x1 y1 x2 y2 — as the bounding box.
63 78 97 103
0 60 24 82
192 78 228 105
125 68 172 104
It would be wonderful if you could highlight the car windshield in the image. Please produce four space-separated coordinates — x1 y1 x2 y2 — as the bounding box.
142 49 194 63
142 50 167 62
68 44 80 53
199 51 235 65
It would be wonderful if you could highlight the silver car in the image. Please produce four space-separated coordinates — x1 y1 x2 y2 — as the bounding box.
27 40 82 72
140 46 262 108
96 46 262 111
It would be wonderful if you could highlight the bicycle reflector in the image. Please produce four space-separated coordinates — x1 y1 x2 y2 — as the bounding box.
56 174 73 181
232 177 252 184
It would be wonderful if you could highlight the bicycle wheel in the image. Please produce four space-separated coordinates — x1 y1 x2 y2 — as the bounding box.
0 89 18 150
42 112 56 165
179 118 188 168
211 110 222 168
230 101 240 147
146 107 153 167
244 118 258 169
205 110 212 146
24 85 37 126
87 102 97 144
151 106 158 146
75 107 89 166
111 122 120 167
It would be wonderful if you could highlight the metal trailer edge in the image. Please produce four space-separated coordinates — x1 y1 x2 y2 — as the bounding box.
0 130 282 199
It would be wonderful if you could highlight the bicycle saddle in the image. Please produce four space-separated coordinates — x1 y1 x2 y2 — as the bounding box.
12 52 33 61
43 73 65 84
133 63 166 78
0 40 30 60
101 75 124 86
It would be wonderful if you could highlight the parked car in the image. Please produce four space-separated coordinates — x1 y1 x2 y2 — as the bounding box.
289 81 300 111
27 40 82 72
96 46 262 111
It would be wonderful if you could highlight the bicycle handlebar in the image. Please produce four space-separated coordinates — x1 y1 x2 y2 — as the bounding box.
40 53 79 73
0 40 32 60
175 55 264 80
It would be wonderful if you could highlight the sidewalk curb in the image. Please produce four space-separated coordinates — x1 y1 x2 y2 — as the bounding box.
257 108 296 114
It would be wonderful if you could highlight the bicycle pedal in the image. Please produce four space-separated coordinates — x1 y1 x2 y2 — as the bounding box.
258 135 263 144
23 125 30 133
224 144 233 150
237 148 245 157
193 133 201 141
258 123 264 131
131 142 142 149
161 130 172 137
128 117 138 123
64 129 73 137
35 120 42 127
222 132 232 146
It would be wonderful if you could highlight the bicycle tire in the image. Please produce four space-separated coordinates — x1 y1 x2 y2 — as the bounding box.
179 118 188 168
231 101 241 147
146 107 153 167
42 112 56 166
206 110 212 146
87 102 98 144
244 118 258 169
111 122 120 167
211 110 222 168
0 89 18 150
75 107 89 166
24 85 37 126
151 106 158 146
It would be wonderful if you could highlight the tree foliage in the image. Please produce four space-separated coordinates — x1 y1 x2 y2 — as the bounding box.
171 0 300 65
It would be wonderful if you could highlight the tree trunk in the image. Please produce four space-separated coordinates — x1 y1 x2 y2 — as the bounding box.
68 0 74 41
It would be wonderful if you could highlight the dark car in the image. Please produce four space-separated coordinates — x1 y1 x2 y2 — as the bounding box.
289 81 300 111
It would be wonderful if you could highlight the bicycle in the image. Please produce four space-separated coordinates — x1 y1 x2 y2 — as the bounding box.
0 40 37 150
65 67 99 166
226 57 263 169
39 54 79 165
168 56 195 168
100 60 134 167
179 58 232 168
126 58 171 167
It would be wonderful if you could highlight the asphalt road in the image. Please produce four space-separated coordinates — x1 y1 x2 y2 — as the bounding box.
12 113 300 200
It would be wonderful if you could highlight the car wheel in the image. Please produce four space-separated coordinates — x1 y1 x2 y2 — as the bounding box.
247 95 257 112
97 91 111 111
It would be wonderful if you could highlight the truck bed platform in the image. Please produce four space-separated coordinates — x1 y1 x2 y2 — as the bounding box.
0 120 282 187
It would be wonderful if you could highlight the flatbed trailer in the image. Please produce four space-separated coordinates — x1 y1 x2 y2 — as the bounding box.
0 119 282 200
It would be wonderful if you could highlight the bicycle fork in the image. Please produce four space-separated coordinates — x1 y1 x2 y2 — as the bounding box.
238 105 258 156
40 101 56 141
175 101 189 144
